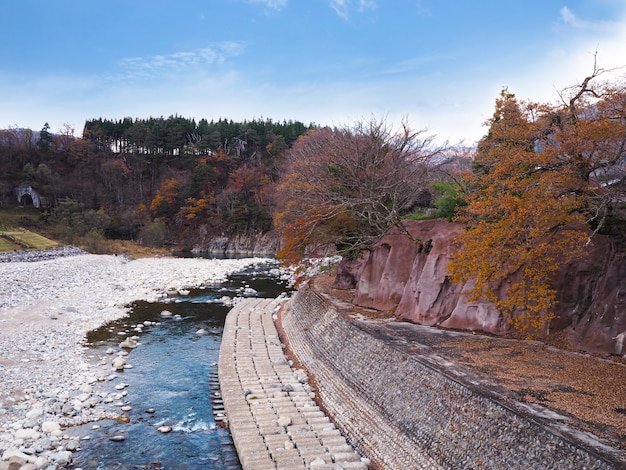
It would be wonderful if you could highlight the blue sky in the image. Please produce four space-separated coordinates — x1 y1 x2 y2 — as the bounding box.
0 0 624 144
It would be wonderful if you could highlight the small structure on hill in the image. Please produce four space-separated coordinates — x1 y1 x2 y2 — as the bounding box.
14 184 41 208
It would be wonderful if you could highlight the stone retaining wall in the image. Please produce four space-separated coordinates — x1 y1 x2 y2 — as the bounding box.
280 284 618 469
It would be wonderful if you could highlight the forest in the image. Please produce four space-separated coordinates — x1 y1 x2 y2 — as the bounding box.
0 116 313 247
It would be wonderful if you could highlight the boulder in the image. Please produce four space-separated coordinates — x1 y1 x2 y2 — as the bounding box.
50 451 73 466
112 356 126 370
119 337 138 349
41 421 61 434
1 450 33 464
14 428 40 441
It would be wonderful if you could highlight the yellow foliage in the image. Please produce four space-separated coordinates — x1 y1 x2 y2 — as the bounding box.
449 90 592 335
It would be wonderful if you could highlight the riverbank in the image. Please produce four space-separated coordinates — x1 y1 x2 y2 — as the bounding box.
279 278 626 469
0 249 274 469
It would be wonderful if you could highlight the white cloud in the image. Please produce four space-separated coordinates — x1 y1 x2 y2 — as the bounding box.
330 0 349 19
115 42 245 81
499 9 626 114
358 0 377 12
246 0 288 10
556 6 619 31
329 0 377 20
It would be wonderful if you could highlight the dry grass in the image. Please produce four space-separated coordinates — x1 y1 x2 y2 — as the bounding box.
0 230 58 251
0 236 19 252
92 239 170 258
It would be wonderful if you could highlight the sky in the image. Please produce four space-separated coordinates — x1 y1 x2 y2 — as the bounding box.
0 0 624 145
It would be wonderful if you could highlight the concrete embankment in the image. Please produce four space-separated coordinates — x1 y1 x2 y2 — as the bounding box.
218 297 368 469
280 283 622 469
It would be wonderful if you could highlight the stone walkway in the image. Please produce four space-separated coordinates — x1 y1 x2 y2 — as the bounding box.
218 297 369 470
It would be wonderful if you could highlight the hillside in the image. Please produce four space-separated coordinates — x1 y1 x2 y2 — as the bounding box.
0 117 312 250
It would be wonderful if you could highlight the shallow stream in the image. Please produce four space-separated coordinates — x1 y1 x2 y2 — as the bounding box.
68 261 291 469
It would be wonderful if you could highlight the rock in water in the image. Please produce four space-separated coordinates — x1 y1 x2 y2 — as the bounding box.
112 356 126 370
119 337 138 349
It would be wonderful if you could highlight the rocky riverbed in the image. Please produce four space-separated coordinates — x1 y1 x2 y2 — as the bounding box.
0 248 274 469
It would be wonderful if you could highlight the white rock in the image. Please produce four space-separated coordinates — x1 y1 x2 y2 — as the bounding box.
33 456 50 469
15 428 40 440
112 356 126 370
41 421 62 434
25 408 44 419
51 450 73 465
2 448 34 463
157 425 172 433
119 337 138 349
160 310 173 318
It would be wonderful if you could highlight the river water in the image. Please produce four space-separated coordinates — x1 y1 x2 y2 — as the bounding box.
68 261 291 470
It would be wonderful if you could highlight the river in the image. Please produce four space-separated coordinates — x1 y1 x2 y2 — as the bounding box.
67 261 291 470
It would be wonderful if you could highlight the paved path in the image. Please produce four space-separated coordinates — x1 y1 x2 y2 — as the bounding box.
218 297 368 470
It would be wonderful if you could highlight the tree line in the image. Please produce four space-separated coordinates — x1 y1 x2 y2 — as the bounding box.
0 116 314 245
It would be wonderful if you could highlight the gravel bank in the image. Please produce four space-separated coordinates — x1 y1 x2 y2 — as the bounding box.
0 250 273 469
0 247 88 264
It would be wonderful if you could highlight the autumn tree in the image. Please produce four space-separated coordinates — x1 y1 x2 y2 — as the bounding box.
274 117 447 261
150 177 184 221
449 66 626 335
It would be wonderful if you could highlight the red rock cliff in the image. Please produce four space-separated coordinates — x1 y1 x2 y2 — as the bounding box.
344 219 626 355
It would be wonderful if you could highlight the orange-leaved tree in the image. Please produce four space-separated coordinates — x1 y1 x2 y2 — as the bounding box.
450 67 626 334
150 177 184 221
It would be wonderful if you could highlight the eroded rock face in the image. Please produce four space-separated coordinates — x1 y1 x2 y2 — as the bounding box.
557 236 626 353
192 227 280 255
344 219 626 354
349 220 507 334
